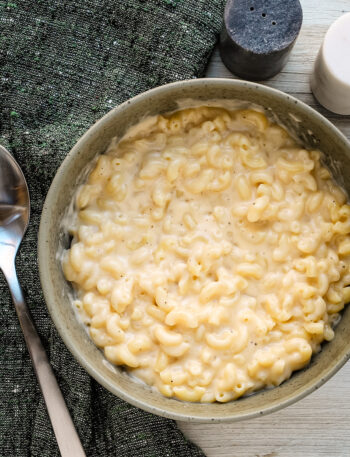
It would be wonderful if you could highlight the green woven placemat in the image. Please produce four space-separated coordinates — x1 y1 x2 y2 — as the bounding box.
0 1 225 455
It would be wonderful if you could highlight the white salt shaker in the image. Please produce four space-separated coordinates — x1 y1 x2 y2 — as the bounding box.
311 12 350 115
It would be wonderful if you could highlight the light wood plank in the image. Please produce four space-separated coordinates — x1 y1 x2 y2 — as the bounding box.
178 1 350 456
178 363 350 457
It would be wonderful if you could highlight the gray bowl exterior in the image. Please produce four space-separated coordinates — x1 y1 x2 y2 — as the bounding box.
38 78 350 423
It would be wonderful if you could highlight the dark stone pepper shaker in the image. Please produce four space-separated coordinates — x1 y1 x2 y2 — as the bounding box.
219 0 303 81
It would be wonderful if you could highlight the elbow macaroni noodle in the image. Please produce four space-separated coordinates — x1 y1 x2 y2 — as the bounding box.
63 106 350 403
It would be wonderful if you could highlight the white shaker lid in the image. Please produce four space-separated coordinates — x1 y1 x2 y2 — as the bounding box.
311 12 350 115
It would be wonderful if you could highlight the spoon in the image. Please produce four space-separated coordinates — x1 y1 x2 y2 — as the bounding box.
0 145 86 457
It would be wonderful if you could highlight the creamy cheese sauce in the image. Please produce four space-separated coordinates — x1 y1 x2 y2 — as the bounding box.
62 106 350 403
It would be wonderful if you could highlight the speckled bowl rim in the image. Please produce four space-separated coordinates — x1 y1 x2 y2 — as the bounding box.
38 78 350 423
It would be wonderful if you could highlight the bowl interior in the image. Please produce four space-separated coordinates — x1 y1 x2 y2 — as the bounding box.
38 79 350 422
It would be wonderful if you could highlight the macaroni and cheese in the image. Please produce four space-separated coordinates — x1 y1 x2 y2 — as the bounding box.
63 106 350 403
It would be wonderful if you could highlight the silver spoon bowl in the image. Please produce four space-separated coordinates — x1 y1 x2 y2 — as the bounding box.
0 145 86 457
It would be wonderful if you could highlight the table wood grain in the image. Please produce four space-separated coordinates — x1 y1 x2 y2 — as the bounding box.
178 1 350 456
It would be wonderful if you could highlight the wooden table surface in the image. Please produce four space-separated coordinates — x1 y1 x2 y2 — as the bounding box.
178 1 350 456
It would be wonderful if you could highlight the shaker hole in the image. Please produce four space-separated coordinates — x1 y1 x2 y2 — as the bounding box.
272 21 276 25
250 6 254 11
262 12 266 17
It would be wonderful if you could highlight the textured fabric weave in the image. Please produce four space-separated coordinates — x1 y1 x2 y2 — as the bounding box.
0 1 225 455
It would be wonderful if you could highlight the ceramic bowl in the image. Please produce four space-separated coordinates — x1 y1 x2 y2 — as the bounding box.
38 78 350 422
